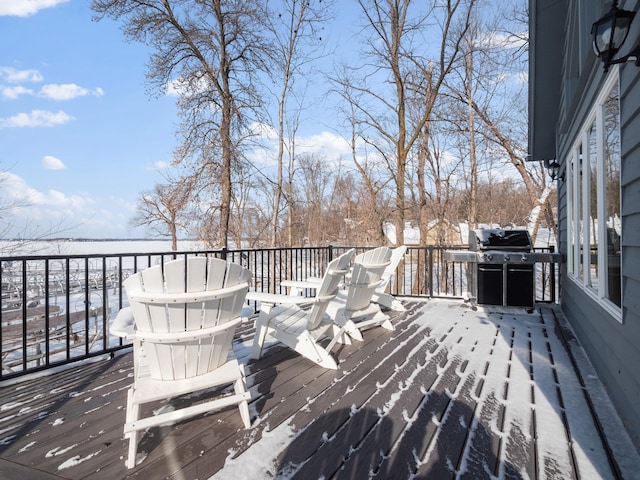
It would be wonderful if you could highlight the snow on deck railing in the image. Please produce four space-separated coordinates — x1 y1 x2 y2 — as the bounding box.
0 245 558 380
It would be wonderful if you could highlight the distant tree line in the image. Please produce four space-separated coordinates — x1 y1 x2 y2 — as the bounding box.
91 0 555 250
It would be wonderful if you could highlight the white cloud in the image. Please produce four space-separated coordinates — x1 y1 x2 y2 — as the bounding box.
0 172 36 204
42 155 66 170
0 0 69 17
0 172 92 214
0 70 103 101
247 127 352 169
250 122 278 140
296 131 351 159
0 109 74 128
479 31 528 51
165 76 210 97
1 85 34 99
151 161 171 170
0 171 123 238
0 67 43 83
39 83 104 100
165 79 182 96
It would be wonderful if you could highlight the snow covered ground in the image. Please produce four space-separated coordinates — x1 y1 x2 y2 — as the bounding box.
0 299 638 479
213 300 640 479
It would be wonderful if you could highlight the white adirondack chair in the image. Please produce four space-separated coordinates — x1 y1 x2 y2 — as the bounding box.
326 246 393 342
370 245 407 311
282 246 407 312
110 257 252 469
247 249 355 370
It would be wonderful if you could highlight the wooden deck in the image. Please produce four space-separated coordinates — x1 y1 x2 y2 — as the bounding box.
0 299 638 480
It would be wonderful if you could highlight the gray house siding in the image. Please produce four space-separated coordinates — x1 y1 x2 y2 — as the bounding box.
531 0 640 449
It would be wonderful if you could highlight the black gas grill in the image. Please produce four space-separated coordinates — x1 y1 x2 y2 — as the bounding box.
469 228 534 307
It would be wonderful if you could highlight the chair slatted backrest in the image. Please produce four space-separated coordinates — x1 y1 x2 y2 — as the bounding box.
382 246 407 288
123 257 250 380
306 249 355 330
347 247 392 311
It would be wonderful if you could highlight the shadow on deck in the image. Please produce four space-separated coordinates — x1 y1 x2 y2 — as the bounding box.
0 299 638 479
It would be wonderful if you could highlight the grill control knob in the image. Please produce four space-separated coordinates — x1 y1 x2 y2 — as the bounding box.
521 254 528 262
485 253 493 261
504 254 510 261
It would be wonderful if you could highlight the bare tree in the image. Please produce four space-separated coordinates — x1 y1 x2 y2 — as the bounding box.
295 153 333 246
130 173 192 250
446 1 551 243
334 0 475 245
92 0 273 248
333 80 391 245
265 0 334 247
229 162 271 248
463 13 479 230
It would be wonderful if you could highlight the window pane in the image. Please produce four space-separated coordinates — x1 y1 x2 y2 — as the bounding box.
604 83 621 307
578 144 584 281
568 153 575 275
589 122 598 291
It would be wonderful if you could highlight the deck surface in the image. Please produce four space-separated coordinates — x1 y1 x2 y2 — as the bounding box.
0 299 638 480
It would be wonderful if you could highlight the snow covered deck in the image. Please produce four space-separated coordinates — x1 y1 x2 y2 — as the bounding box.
0 299 638 479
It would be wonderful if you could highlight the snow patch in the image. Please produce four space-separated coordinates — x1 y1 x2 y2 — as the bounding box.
47 443 78 457
208 418 298 479
1 401 23 411
19 440 36 452
57 450 102 470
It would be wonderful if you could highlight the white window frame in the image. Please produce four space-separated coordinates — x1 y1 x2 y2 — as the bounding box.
566 68 622 322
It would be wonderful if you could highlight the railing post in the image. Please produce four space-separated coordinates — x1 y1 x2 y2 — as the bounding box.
328 245 334 262
21 259 27 372
45 258 50 364
221 247 228 261
428 246 434 297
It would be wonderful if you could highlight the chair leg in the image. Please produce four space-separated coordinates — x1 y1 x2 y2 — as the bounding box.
374 292 406 311
343 320 364 342
297 333 338 370
313 348 339 370
234 367 251 428
125 388 140 469
251 311 271 360
381 319 394 330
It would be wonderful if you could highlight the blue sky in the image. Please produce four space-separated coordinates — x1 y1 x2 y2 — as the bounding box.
0 0 183 238
0 1 523 240
0 0 358 239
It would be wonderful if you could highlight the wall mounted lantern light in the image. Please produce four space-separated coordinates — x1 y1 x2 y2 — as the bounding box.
547 161 564 182
592 1 639 72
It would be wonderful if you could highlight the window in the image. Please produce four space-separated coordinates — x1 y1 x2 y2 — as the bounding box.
567 70 621 317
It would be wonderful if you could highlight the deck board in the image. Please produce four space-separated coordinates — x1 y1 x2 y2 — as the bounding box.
0 299 638 480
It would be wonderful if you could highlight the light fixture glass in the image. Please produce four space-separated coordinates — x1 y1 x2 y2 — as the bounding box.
548 161 563 182
592 1 636 71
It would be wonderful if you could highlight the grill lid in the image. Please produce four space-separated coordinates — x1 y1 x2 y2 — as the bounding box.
469 228 532 251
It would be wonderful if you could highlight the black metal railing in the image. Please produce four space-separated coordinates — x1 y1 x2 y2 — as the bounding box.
0 245 558 380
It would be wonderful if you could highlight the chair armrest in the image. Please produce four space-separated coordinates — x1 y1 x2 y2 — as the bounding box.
280 279 322 289
246 290 317 307
280 279 322 296
110 307 135 339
